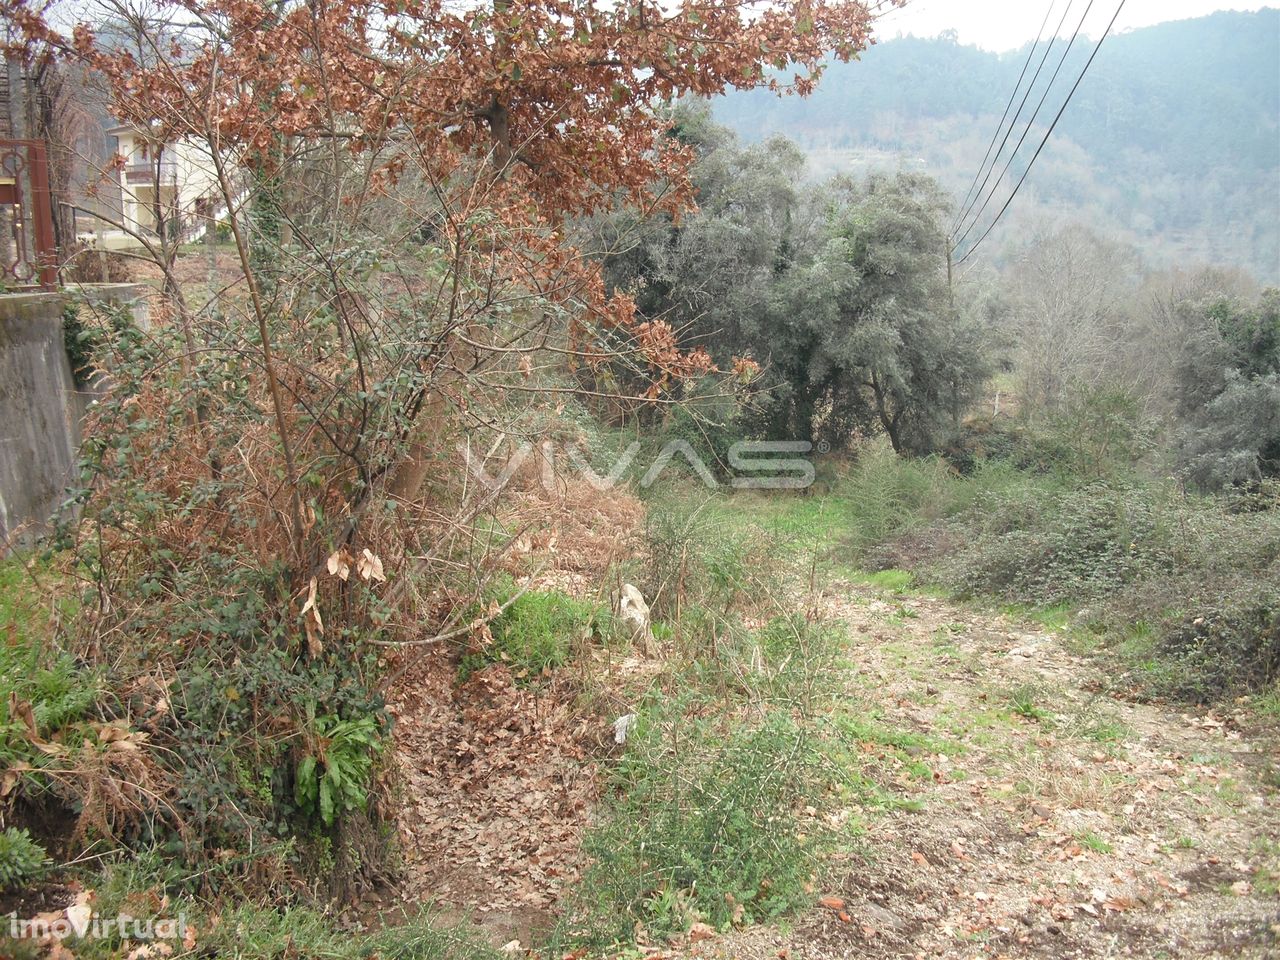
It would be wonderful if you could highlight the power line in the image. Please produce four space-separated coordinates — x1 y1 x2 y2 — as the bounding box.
950 0 1062 236
951 0 1079 238
953 0 1097 252
956 0 1129 266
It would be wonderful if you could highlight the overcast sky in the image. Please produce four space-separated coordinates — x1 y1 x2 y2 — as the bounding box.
875 1 1276 52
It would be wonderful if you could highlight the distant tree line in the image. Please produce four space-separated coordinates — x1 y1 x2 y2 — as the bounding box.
589 105 1279 491
712 10 1280 285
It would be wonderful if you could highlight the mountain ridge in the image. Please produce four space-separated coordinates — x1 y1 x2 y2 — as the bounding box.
713 9 1280 281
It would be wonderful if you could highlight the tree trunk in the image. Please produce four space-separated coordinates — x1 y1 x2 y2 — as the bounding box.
870 371 903 454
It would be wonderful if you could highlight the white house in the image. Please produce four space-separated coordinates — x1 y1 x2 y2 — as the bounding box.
105 123 221 240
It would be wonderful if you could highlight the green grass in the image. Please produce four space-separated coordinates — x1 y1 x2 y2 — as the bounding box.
23 850 502 960
460 582 605 680
0 806 498 960
0 557 98 775
861 569 915 592
837 714 964 757
1250 838 1280 896
1075 831 1114 854
557 505 931 949
1251 683 1280 721
565 694 841 946
1002 602 1074 632
1008 685 1052 723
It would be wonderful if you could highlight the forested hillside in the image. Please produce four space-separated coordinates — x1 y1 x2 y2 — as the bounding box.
714 10 1280 282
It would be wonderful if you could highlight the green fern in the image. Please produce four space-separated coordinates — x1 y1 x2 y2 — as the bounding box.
0 828 50 891
294 715 381 826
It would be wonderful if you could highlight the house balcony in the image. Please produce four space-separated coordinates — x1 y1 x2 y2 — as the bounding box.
123 159 178 185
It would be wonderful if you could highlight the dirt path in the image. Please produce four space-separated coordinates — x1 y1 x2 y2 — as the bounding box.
691 580 1280 960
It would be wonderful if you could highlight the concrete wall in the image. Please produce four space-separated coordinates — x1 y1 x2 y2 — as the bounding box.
0 292 81 550
71 282 151 331
0 283 146 551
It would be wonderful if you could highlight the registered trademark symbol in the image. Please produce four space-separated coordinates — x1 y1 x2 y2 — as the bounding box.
817 441 831 454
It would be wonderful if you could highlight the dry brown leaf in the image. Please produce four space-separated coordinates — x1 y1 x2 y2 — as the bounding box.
125 944 173 960
357 549 386 584
326 547 352 581
687 922 716 943
301 576 324 656
9 692 37 739
1 761 34 797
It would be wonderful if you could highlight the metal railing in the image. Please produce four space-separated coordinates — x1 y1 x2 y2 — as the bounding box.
0 139 56 290
124 157 178 182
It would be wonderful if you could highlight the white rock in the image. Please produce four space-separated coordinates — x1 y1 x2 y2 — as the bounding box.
618 583 657 655
613 713 638 744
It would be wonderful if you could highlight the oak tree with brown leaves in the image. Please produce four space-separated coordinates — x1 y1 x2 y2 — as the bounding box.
0 0 891 887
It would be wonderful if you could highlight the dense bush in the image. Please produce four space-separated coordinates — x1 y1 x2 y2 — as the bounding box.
832 441 962 554
853 455 1280 700
0 828 49 891
930 482 1183 606
1155 586 1280 701
638 493 762 621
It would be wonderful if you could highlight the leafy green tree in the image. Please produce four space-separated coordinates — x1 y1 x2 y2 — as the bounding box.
596 113 996 454
1173 291 1280 488
748 172 996 453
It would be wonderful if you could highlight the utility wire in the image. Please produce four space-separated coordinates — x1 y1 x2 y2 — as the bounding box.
956 0 1128 265
953 0 1096 251
951 0 1078 237
950 0 1061 236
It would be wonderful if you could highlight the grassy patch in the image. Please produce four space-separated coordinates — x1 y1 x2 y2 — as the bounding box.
1075 831 1114 854
1003 602 1074 632
836 714 963 758
562 608 857 946
0 557 100 855
565 700 838 946
1008 685 1052 723
857 569 916 592
1252 683 1280 721
460 582 606 681
1250 838 1280 896
16 849 502 960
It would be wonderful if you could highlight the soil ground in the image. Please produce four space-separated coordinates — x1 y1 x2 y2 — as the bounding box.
682 580 1280 960
387 575 1279 958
